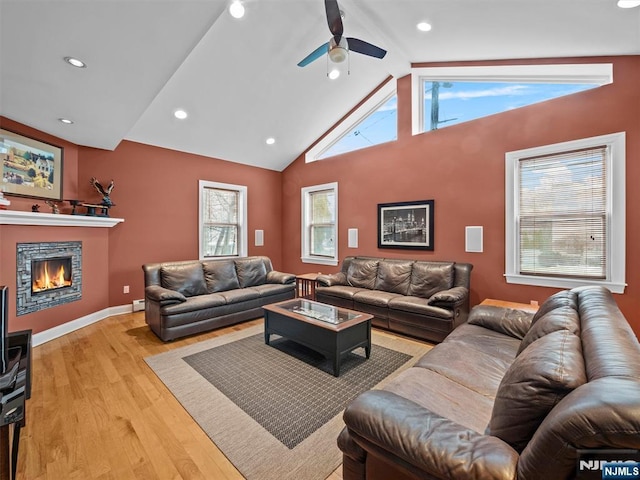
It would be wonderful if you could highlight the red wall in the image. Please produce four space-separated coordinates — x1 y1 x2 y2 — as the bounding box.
77 140 284 307
280 56 640 335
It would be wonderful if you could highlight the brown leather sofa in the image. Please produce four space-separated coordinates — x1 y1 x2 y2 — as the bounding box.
142 256 295 341
316 256 472 343
338 286 640 480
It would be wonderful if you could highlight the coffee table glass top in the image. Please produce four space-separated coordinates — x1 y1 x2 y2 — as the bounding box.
276 299 361 325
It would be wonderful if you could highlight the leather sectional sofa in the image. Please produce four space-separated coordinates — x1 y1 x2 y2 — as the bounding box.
316 256 472 343
142 256 295 341
338 286 640 480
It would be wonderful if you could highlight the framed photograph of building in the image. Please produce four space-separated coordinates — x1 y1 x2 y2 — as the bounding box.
1 128 63 201
378 200 434 250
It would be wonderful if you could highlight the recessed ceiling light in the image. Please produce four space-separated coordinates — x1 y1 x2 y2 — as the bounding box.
617 0 640 7
417 22 432 32
229 1 245 18
265 137 275 145
328 69 340 80
174 109 188 120
64 56 86 68
58 118 74 124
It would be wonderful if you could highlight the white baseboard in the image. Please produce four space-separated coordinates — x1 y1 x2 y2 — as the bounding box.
32 303 134 347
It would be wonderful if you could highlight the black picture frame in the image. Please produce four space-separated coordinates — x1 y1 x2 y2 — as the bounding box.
1 128 64 201
378 200 434 250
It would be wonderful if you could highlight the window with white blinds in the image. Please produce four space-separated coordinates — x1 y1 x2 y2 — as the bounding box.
301 182 338 266
199 180 247 259
519 147 607 279
505 132 626 293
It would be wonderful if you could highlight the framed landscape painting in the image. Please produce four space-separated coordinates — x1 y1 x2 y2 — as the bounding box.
378 200 434 250
1 129 63 200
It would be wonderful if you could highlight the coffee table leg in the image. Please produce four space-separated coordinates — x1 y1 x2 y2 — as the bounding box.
333 356 340 377
264 330 270 345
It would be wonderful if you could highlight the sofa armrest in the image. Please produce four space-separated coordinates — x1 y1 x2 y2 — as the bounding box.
468 305 534 340
427 286 468 308
267 270 295 284
317 272 347 287
344 390 519 480
145 285 187 306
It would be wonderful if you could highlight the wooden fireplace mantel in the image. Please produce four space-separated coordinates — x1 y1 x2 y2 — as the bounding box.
0 210 124 228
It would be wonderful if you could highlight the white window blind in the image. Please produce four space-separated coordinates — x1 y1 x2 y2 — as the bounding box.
518 146 607 279
309 189 336 258
202 187 240 257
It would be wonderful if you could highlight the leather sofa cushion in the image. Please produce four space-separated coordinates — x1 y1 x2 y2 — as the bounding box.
160 263 207 297
347 258 379 289
487 330 586 452
235 257 268 288
316 285 365 300
219 288 260 304
388 296 453 319
203 260 240 293
408 262 453 298
353 290 403 308
468 305 534 340
374 260 413 295
517 306 581 355
162 293 226 315
531 289 579 324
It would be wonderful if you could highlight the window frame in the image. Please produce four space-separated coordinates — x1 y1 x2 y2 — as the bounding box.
411 64 613 136
505 132 626 293
301 182 338 266
198 180 248 260
305 79 397 162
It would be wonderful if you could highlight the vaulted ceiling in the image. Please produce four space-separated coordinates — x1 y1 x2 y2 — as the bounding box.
1 0 639 171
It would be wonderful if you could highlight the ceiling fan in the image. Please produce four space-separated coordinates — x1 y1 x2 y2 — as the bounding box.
297 0 387 68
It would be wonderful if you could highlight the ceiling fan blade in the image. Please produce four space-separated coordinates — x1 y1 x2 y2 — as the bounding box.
325 0 343 37
346 37 387 59
297 42 329 67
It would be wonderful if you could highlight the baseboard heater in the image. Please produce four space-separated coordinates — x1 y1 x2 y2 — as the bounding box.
132 299 145 312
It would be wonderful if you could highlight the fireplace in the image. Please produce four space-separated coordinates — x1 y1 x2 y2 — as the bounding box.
31 256 73 294
16 242 82 315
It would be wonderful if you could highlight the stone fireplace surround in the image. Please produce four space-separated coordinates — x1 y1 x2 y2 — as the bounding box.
16 241 82 315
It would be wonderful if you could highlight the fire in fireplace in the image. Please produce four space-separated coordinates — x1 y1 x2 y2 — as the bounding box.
31 257 73 294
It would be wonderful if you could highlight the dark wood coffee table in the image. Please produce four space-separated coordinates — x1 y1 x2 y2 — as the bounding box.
263 299 372 377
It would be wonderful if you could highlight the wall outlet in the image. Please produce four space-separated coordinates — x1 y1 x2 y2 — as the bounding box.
123 285 130 294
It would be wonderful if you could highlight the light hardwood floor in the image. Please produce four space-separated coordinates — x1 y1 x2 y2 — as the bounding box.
16 312 345 480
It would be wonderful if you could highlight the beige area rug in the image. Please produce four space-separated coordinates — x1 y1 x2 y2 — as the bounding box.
145 324 431 480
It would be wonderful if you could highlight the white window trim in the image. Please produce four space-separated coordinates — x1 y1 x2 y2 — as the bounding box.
505 132 626 293
301 182 338 266
198 180 248 260
411 63 614 136
306 79 397 162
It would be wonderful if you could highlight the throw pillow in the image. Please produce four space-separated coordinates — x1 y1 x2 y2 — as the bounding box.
486 330 586 452
530 290 578 325
160 263 207 297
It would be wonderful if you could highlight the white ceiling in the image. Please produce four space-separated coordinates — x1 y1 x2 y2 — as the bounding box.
1 0 639 171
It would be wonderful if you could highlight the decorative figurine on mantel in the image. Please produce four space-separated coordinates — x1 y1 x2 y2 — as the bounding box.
31 204 39 213
90 177 114 207
82 177 116 217
0 188 10 210
45 200 60 214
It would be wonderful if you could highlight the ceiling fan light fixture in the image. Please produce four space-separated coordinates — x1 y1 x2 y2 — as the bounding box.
617 0 640 7
328 46 348 63
229 1 245 18
328 68 341 80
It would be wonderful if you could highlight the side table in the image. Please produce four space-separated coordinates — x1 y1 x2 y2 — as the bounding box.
480 298 539 313
296 273 320 301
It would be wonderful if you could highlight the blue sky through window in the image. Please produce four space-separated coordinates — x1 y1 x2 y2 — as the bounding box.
318 94 397 159
423 81 598 131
